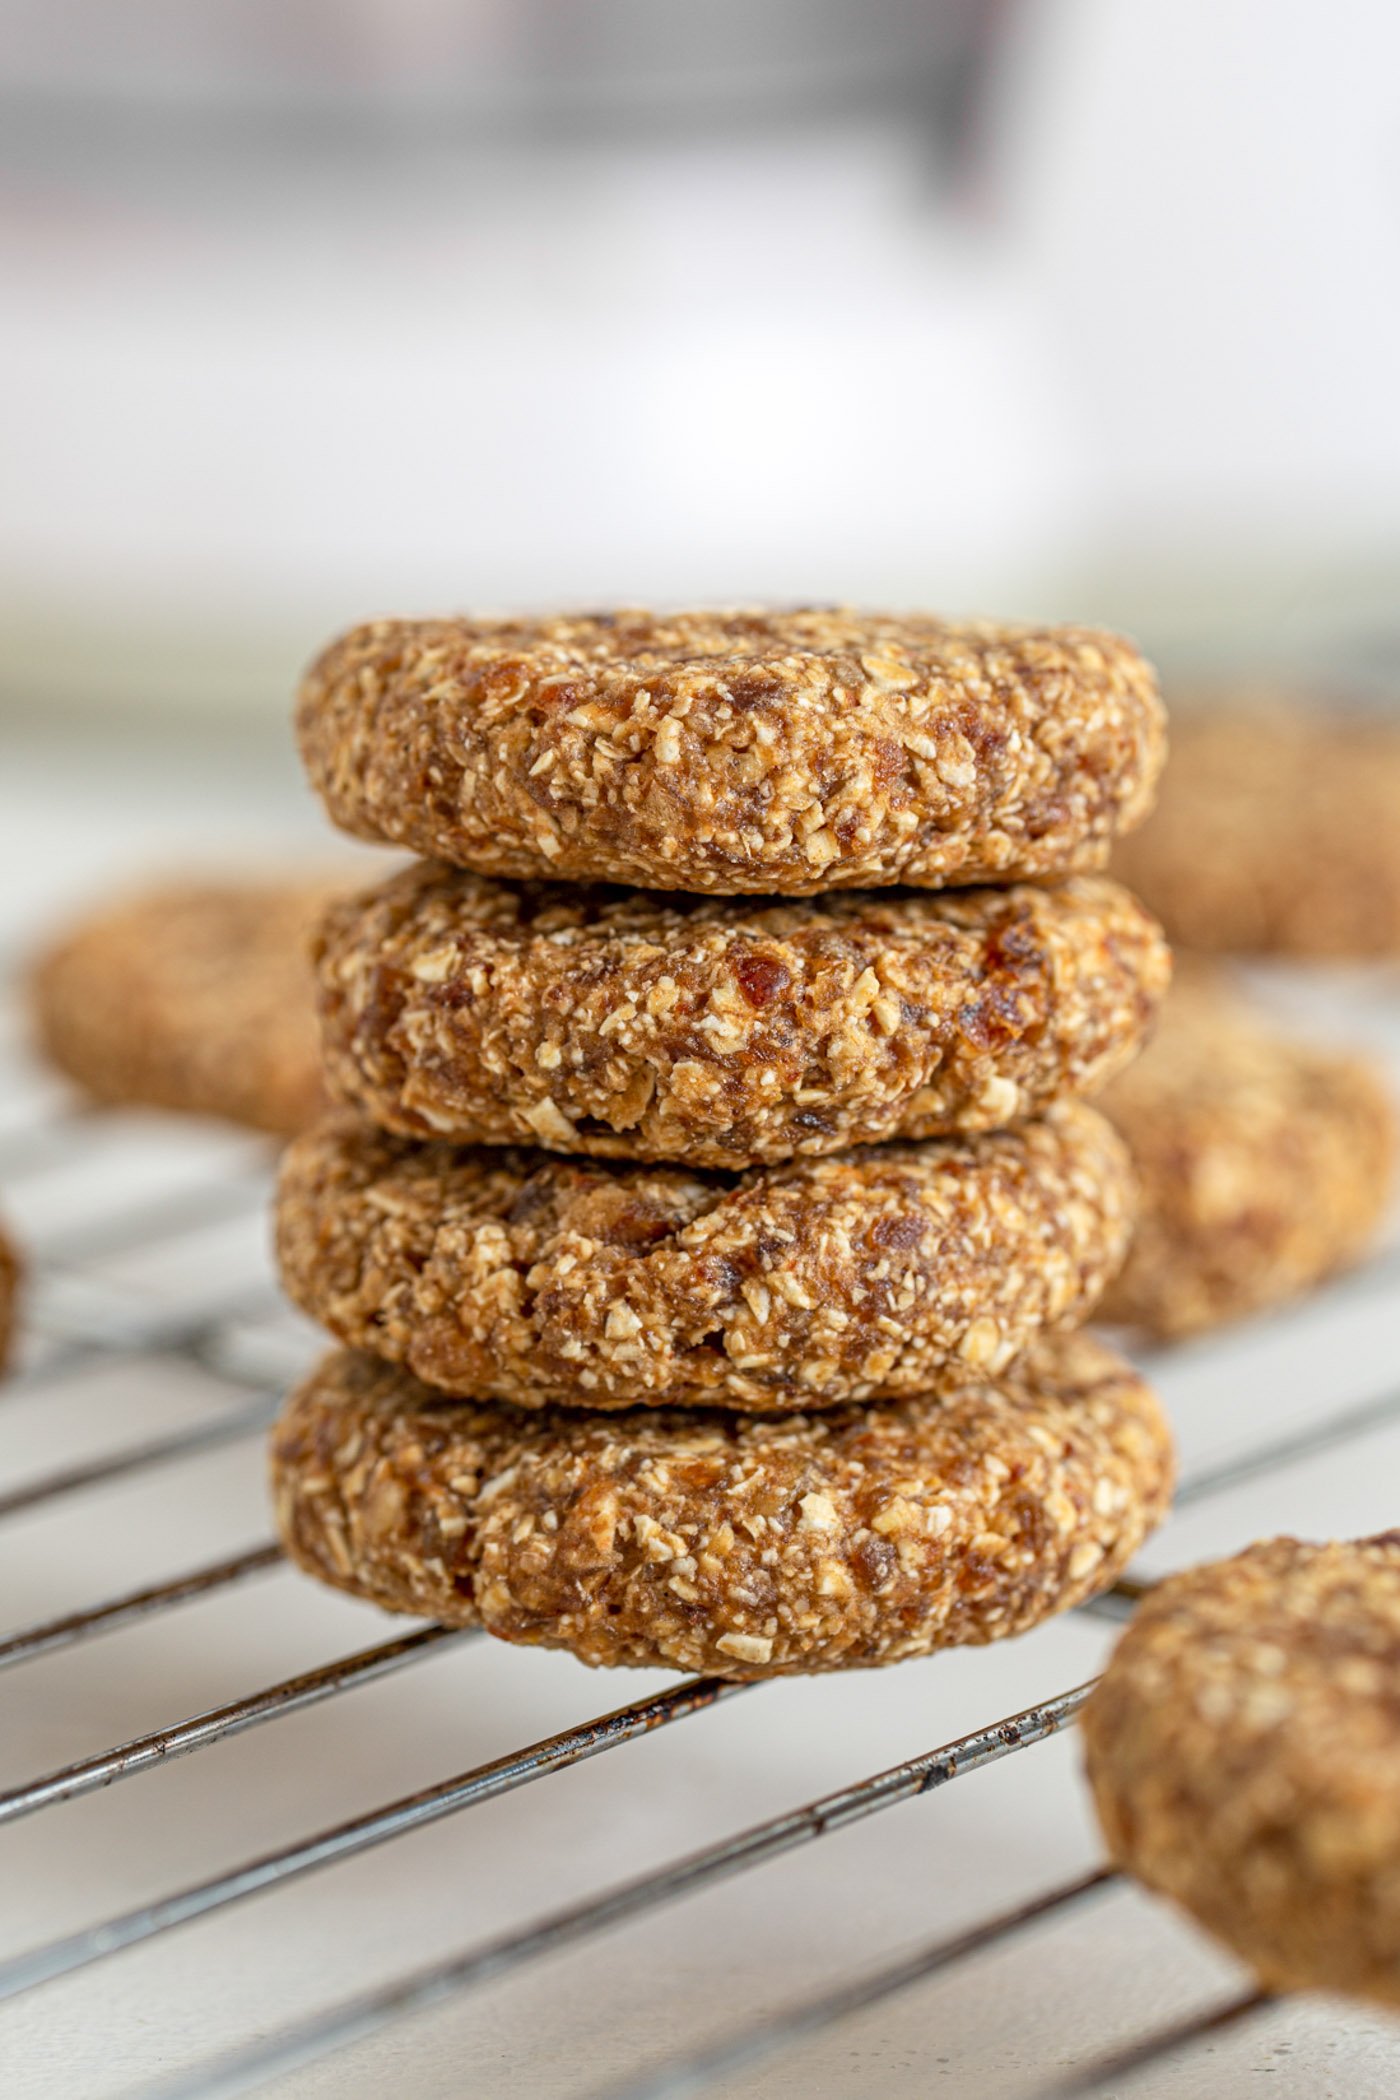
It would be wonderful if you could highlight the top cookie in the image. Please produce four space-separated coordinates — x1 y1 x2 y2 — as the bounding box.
298 609 1165 894
1113 694 1400 957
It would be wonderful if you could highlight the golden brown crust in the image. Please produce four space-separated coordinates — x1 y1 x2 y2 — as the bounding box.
271 1336 1173 1676
1113 696 1400 957
275 1101 1137 1412
1082 1535 1400 2008
29 878 343 1136
314 865 1170 1167
297 609 1165 895
1099 971 1396 1339
0 1218 18 1375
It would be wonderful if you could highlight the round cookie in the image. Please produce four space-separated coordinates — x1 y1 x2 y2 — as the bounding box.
1082 1535 1400 2009
314 864 1170 1167
0 1218 18 1374
1099 971 1395 1339
271 1335 1174 1677
30 876 344 1136
298 609 1165 895
1113 695 1400 957
276 1100 1136 1412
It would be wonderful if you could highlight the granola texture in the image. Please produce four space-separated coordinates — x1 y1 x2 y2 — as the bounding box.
272 1335 1173 1676
1082 1535 1400 2008
1099 971 1396 1339
0 1217 18 1374
297 609 1165 895
1113 695 1400 956
276 1100 1136 1411
30 877 343 1136
314 863 1169 1166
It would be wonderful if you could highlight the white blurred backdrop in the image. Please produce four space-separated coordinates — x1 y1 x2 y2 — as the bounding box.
1 0 1399 724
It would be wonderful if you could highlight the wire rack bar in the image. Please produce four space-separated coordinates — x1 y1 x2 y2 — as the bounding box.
591 1868 1117 2100
1173 1379 1400 1508
1033 1986 1274 2098
20 1283 281 1361
0 1395 277 1522
137 1681 1093 2100
0 1624 466 1830
36 1161 271 1268
0 1102 92 1179
0 1673 744 2004
0 1542 283 1672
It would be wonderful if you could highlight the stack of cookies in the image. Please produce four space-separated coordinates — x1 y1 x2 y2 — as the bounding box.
271 609 1176 1678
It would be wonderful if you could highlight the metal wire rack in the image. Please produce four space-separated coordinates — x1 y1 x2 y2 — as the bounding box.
4 983 1400 2100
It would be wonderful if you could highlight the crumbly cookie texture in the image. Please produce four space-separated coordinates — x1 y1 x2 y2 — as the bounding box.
30 877 345 1136
1082 1535 1400 2008
0 1218 18 1374
1113 695 1400 956
271 1335 1173 1676
275 1100 1137 1411
1099 969 1395 1339
297 609 1165 895
314 864 1169 1166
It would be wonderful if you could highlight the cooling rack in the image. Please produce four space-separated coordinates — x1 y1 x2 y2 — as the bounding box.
3 977 1400 2100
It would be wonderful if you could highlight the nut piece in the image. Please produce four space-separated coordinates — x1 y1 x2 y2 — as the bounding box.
0 1216 19 1375
314 864 1169 1166
30 876 347 1135
270 1334 1174 1677
1113 693 1400 957
1100 967 1396 1339
1082 1535 1400 2008
297 608 1165 895
275 1100 1137 1412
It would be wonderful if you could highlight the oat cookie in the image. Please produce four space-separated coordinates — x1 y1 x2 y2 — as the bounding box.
0 1218 18 1373
298 609 1165 895
272 1334 1173 1676
315 864 1169 1166
276 1100 1136 1411
31 877 344 1136
1113 695 1400 956
1099 971 1395 1339
1082 1535 1400 2008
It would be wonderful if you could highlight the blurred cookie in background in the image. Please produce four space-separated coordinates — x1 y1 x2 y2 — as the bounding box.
1100 967 1397 1339
30 875 348 1137
1113 694 1400 957
1082 1534 1400 2010
0 1214 18 1374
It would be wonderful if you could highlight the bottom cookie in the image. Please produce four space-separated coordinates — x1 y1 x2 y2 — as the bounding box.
1099 970 1396 1339
271 1336 1173 1677
1082 1535 1400 2010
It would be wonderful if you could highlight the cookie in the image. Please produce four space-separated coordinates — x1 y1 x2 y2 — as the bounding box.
1113 695 1400 956
30 877 343 1136
271 1334 1173 1677
1082 1535 1400 2009
297 609 1165 895
0 1218 18 1374
1099 971 1395 1339
314 864 1169 1167
275 1100 1136 1412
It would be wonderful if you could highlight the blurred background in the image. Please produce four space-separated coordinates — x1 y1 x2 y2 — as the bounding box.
2 0 1400 909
